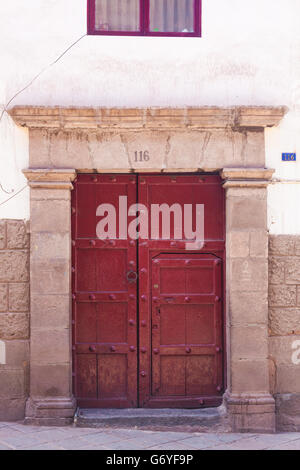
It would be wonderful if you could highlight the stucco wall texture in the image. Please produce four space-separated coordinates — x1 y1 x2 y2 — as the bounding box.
0 1 300 229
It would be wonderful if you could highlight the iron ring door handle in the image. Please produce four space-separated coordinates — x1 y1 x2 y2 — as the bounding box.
126 270 138 283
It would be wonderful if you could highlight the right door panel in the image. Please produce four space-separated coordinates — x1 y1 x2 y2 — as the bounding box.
150 253 223 408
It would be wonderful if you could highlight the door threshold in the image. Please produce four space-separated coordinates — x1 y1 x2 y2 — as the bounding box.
74 406 229 432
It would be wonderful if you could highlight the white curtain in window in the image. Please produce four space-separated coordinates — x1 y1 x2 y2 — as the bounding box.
95 0 140 31
149 0 194 33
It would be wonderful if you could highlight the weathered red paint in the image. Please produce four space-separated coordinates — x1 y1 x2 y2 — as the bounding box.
72 174 225 408
72 174 138 408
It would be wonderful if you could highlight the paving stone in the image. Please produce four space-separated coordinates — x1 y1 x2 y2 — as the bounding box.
77 444 108 450
54 437 92 450
214 433 256 443
0 429 25 439
267 439 300 450
229 437 272 450
27 443 65 450
84 432 130 446
0 435 48 449
171 437 215 450
0 423 300 450
28 429 72 442
0 444 11 450
148 442 198 450
205 443 240 450
105 441 146 450
0 423 9 428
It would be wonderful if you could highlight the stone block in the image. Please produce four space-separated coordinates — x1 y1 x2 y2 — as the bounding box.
228 232 249 258
294 238 300 256
31 232 70 261
276 365 300 394
269 285 296 307
285 257 300 284
297 286 300 306
31 259 70 295
31 294 70 329
30 364 71 397
269 357 276 395
231 326 268 360
229 410 275 433
229 291 268 325
5 340 30 367
230 258 268 292
225 393 276 433
7 220 29 249
231 360 269 393
8 283 30 312
50 130 93 169
0 283 8 312
25 397 76 425
269 235 296 256
29 129 50 167
167 131 208 169
269 335 300 366
269 308 300 336
250 231 268 258
226 187 267 200
269 257 285 285
228 197 267 231
0 398 26 421
0 220 6 249
0 251 29 282
31 188 71 201
0 369 25 398
244 131 265 167
275 393 300 431
31 328 70 365
31 199 71 233
269 335 300 365
0 313 29 340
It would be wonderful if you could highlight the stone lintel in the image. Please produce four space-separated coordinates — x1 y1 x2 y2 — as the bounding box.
23 169 76 190
10 106 287 131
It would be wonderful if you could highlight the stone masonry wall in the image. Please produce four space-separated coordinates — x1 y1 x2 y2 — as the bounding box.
0 220 30 420
269 235 300 431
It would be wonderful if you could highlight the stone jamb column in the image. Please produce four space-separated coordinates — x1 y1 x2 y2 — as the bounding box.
23 169 77 425
221 168 275 433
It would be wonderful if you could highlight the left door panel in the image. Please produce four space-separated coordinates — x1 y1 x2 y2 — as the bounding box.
72 174 138 408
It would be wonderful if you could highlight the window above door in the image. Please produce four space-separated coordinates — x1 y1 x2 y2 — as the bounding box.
87 0 201 37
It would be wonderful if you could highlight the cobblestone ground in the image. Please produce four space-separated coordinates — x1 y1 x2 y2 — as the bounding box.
0 422 300 450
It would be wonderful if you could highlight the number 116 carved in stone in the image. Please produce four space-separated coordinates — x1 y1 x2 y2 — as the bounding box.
134 151 150 162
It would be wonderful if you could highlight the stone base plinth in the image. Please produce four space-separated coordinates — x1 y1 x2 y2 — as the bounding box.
225 392 276 433
24 397 76 426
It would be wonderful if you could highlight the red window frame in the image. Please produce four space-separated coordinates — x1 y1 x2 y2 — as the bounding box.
87 0 201 37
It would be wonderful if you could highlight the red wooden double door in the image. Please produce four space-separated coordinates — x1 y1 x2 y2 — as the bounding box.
72 174 225 408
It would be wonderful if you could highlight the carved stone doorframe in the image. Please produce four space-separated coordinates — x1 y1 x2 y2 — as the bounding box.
11 106 285 430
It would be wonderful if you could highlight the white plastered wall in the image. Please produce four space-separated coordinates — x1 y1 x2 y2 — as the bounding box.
0 0 299 232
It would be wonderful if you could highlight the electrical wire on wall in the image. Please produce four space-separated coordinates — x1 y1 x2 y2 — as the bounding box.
0 33 87 207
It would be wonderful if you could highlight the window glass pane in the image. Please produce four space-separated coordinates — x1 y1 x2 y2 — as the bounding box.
149 0 194 33
95 0 140 32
